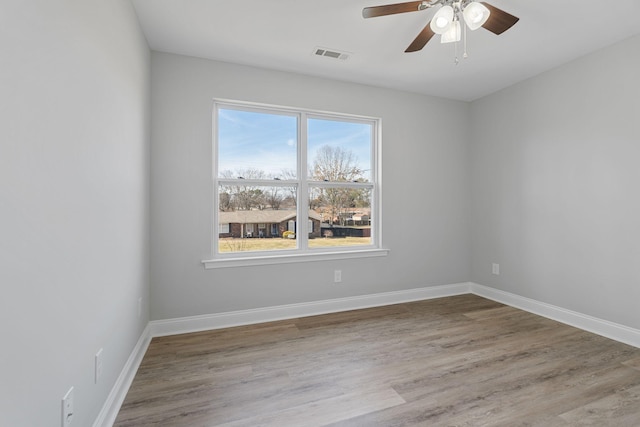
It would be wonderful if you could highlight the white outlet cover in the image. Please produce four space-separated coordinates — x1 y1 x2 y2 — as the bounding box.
95 348 103 384
62 387 74 427
334 270 342 283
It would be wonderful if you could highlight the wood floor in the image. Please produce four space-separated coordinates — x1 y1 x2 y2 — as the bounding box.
114 295 640 426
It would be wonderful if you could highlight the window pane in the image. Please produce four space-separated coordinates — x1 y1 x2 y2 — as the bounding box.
213 100 380 261
218 108 297 179
308 118 372 182
309 187 372 249
218 185 298 253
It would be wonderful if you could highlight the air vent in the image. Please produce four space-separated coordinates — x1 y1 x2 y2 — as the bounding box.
313 47 350 61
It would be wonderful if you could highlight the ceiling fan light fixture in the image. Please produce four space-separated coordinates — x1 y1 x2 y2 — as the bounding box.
441 20 461 43
430 5 454 34
361 0 519 59
462 2 490 30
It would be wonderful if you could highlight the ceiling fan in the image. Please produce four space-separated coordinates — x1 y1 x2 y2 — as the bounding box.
363 0 519 54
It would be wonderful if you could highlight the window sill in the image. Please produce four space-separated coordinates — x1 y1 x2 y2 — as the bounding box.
202 248 390 269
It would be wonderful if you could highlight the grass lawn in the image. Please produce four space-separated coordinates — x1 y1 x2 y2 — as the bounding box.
219 236 371 253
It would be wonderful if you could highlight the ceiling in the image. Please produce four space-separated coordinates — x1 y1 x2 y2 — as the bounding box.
131 0 640 102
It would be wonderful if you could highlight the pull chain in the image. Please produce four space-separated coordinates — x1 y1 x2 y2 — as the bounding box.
463 21 468 59
454 40 459 65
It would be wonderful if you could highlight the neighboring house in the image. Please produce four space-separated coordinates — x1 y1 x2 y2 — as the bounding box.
347 212 370 226
219 210 322 238
318 208 372 226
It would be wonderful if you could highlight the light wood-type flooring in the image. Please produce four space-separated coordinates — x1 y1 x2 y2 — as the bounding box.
114 295 640 426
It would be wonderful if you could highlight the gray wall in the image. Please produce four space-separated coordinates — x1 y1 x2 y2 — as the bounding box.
0 1 150 426
470 34 640 328
5 4 638 423
150 52 471 320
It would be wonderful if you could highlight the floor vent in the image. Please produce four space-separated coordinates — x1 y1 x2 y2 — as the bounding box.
313 47 350 60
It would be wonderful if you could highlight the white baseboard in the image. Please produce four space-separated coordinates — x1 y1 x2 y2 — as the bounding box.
98 281 640 426
150 282 472 337
470 283 640 349
149 282 640 347
93 324 152 427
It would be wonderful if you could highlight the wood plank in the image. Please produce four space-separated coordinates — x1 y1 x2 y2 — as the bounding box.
217 388 405 427
114 295 640 426
560 383 640 425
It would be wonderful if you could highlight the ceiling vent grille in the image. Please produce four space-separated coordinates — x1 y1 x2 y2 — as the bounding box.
313 47 350 60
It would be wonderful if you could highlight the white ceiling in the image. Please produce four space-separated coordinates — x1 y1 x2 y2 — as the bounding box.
131 0 640 101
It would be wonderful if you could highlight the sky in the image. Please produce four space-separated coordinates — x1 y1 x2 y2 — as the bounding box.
217 108 372 180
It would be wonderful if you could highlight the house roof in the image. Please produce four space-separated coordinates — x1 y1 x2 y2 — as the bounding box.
219 209 322 224
352 214 369 220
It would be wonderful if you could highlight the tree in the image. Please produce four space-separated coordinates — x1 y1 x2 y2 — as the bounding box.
236 188 264 211
280 168 298 207
311 146 363 182
311 145 368 225
219 168 266 211
265 187 284 210
219 191 233 212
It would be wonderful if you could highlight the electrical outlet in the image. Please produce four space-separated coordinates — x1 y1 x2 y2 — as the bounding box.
95 348 103 384
61 387 74 427
137 297 142 318
334 270 342 283
492 263 500 275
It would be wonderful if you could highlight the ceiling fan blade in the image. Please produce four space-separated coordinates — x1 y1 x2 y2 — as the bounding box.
480 2 519 35
405 21 436 52
363 1 425 18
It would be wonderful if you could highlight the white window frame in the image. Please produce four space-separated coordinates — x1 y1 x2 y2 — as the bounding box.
203 99 388 268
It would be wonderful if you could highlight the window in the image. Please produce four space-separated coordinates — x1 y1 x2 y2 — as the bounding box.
205 100 386 268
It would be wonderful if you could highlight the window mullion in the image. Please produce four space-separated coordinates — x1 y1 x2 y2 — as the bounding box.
372 118 381 248
298 112 309 250
217 178 298 187
307 181 374 189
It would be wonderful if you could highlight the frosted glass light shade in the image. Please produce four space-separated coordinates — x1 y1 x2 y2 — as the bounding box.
463 2 490 30
430 5 454 34
441 20 461 43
